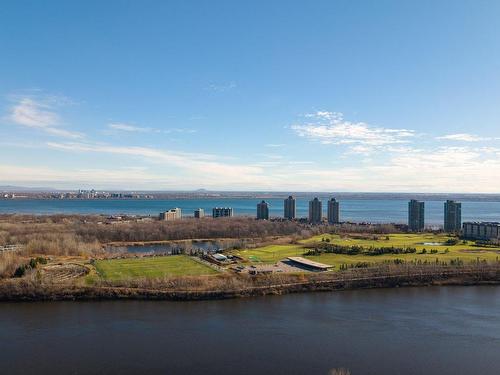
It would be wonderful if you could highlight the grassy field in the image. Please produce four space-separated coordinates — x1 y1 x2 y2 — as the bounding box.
236 245 305 264
231 233 500 270
94 255 218 281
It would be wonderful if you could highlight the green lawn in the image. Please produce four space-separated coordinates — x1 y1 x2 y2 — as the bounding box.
231 233 500 270
235 245 305 264
301 233 484 251
94 255 218 281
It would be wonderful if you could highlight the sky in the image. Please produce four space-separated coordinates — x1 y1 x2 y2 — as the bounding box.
1 0 500 192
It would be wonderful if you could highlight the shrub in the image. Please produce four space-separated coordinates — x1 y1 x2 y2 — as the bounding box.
0 253 23 278
14 265 27 277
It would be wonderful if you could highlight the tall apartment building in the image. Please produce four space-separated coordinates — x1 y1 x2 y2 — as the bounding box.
256 200 269 220
212 207 234 218
309 197 322 224
463 222 500 240
159 207 182 221
444 200 462 232
284 195 296 220
194 208 204 218
408 200 425 232
327 198 340 224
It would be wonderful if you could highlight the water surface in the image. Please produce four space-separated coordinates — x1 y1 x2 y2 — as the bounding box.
1 286 500 374
1 198 500 224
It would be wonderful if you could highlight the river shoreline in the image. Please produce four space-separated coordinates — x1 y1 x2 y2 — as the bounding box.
2 265 500 302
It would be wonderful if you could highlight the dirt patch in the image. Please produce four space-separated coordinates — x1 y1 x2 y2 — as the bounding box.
459 249 500 254
41 263 89 282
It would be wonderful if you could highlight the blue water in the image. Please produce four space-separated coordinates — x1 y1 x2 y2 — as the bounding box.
109 241 222 254
2 287 500 374
1 198 499 225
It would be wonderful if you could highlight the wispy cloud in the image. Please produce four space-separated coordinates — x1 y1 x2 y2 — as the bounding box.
365 146 500 192
436 133 497 142
292 111 415 146
3 142 500 192
107 122 196 134
164 128 197 134
205 81 237 92
7 95 83 139
108 123 152 132
257 146 500 192
46 141 264 185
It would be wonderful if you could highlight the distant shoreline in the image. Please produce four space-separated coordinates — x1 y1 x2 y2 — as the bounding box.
3 192 500 201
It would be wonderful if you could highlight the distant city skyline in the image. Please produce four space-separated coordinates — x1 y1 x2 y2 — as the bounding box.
1 1 500 192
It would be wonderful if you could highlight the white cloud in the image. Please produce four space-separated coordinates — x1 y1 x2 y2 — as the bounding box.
164 128 197 134
4 101 500 192
205 81 237 92
7 96 83 139
108 123 151 132
2 143 500 192
46 141 265 186
107 122 196 134
436 133 496 142
364 146 500 192
0 164 195 189
248 145 500 193
292 111 415 146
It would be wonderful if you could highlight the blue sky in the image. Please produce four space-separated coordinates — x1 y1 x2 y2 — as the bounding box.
1 0 500 192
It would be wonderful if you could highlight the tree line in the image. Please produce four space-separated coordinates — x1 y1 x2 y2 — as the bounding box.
305 243 418 256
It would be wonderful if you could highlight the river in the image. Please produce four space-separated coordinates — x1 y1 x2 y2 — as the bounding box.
1 286 499 374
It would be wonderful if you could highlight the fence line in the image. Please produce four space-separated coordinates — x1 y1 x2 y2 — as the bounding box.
0 245 23 253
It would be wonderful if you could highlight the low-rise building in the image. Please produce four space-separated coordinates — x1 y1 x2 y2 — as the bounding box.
194 208 204 218
462 222 500 241
287 257 333 272
159 208 182 221
212 207 234 218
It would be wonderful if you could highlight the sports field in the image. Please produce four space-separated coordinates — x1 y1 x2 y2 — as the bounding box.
232 233 500 270
94 255 218 281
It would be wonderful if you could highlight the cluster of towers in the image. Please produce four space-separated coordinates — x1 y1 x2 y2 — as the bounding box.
408 199 462 232
163 198 465 233
256 196 340 224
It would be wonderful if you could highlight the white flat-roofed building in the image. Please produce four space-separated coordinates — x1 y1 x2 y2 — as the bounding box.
287 257 333 271
159 208 182 221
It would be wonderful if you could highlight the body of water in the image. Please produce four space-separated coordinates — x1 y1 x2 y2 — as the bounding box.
1 286 500 374
108 240 224 254
1 198 500 225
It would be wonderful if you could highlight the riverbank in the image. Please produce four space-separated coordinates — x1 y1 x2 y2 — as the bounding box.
2 264 500 302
